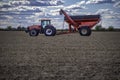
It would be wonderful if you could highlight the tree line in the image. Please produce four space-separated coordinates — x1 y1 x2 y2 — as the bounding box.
95 25 120 31
0 26 26 31
0 25 120 31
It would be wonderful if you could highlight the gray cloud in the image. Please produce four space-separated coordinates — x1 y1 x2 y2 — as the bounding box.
86 0 116 4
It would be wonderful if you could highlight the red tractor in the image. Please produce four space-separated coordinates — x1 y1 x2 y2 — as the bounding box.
25 19 56 36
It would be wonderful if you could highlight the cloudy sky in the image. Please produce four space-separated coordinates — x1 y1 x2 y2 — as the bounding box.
0 0 120 29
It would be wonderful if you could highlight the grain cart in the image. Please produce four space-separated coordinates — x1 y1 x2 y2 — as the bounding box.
60 9 101 36
25 19 56 36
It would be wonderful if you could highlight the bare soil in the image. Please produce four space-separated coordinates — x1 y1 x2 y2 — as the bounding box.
0 31 120 80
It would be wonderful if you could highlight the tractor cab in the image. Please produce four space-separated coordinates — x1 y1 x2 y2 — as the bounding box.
41 19 51 28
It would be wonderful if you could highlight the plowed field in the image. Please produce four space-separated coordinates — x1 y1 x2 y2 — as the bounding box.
0 31 120 80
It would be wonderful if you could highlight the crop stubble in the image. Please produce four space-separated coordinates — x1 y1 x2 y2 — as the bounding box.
0 31 120 80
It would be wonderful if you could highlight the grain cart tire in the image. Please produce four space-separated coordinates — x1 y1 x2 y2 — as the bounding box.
79 26 91 36
29 29 39 36
44 26 56 36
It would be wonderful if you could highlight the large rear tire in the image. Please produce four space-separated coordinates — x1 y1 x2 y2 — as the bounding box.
29 29 39 36
44 26 56 36
78 26 91 36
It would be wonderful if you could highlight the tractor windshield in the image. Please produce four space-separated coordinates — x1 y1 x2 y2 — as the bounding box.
41 20 51 28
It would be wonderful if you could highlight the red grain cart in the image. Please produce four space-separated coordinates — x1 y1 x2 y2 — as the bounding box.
60 9 101 36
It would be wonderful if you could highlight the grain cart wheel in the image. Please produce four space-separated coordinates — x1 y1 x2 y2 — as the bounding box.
44 26 56 36
29 29 39 36
79 26 91 36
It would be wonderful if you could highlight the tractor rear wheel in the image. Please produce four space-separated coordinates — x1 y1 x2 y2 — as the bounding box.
29 29 39 36
79 26 91 36
44 26 56 36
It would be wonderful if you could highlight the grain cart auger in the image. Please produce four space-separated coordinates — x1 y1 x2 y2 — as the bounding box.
60 9 101 36
25 19 56 36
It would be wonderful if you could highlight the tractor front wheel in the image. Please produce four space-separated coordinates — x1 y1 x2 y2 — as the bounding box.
29 29 39 36
79 26 91 36
44 26 56 36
